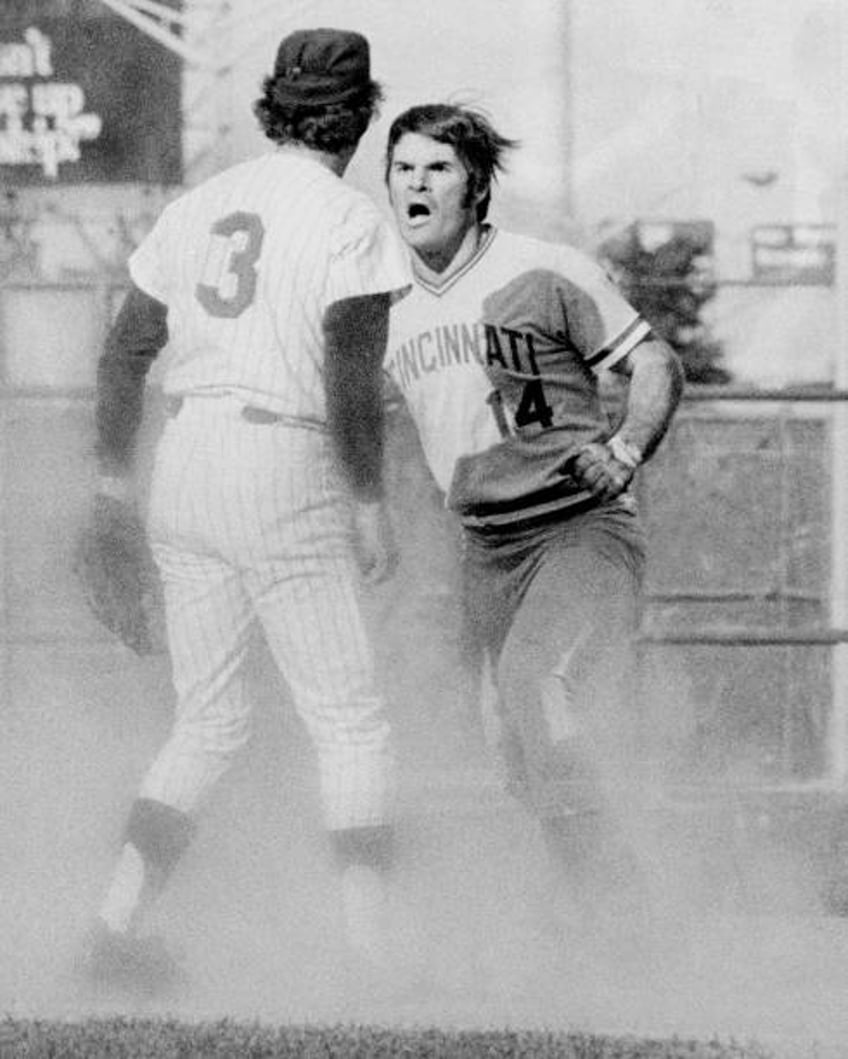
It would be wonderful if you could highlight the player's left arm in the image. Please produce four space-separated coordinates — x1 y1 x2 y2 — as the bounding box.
573 335 684 502
95 283 168 501
324 291 398 583
324 291 392 500
609 334 684 461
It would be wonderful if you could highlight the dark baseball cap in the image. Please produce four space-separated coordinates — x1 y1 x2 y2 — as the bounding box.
272 28 372 107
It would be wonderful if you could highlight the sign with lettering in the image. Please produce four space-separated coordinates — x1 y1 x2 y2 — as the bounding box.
0 14 182 184
751 224 835 286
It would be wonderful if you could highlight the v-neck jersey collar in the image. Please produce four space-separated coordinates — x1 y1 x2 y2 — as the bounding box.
412 226 499 296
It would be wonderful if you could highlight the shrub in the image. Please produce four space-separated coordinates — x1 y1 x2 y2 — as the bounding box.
597 222 731 385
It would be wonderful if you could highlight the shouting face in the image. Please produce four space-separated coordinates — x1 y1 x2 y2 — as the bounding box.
387 132 483 274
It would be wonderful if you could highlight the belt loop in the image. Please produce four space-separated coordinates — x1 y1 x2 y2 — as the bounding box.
241 406 282 425
164 396 184 418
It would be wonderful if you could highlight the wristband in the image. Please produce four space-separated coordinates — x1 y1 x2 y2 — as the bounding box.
606 434 643 470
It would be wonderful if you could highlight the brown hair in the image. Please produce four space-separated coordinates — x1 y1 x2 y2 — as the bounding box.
385 103 518 220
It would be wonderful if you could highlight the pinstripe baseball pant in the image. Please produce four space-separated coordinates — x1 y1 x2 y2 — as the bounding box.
140 393 393 832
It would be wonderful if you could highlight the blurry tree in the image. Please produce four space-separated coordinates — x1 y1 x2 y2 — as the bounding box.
597 221 731 385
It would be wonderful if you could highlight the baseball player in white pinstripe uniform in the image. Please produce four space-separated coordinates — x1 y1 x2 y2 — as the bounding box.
80 29 410 993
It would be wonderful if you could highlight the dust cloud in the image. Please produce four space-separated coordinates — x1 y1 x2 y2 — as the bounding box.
1 413 848 1059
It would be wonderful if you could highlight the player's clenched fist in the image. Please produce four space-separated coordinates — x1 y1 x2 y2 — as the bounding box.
571 440 637 502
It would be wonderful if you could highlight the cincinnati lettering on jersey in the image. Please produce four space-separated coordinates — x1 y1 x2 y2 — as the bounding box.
387 320 485 389
387 320 546 391
483 323 543 375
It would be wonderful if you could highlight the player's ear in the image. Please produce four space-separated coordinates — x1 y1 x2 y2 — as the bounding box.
473 183 491 220
470 172 486 203
464 174 489 213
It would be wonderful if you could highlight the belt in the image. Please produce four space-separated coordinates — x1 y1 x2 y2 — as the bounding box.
460 491 600 534
164 396 285 424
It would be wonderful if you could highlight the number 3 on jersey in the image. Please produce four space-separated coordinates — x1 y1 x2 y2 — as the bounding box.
195 211 265 319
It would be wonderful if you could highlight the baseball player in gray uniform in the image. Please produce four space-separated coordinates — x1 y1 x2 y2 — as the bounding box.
383 104 684 944
80 28 410 992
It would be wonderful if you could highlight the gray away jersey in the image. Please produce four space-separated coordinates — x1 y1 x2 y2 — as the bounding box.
385 227 650 522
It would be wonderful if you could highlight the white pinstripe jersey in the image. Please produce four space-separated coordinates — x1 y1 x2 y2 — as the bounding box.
385 227 651 521
129 149 410 421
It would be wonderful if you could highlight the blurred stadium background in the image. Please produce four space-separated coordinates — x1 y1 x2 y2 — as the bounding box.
2 0 848 1044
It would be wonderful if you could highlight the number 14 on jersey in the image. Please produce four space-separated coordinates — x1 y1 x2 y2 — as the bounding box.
486 377 554 438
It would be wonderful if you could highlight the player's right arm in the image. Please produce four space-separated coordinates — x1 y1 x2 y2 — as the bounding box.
95 283 168 501
324 291 397 583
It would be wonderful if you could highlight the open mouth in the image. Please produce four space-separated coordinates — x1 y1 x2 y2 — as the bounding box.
407 202 431 224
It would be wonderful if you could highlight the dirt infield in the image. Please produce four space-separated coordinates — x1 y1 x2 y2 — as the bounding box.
2 638 848 1059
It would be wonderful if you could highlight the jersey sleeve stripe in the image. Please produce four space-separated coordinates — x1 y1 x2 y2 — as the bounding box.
585 317 651 372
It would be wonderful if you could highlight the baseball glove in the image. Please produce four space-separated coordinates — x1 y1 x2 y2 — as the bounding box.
73 494 165 655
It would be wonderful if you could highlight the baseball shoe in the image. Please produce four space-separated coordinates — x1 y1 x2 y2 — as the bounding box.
77 919 183 998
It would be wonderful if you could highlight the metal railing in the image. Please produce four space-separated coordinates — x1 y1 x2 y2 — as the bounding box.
639 383 848 649
636 383 848 789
